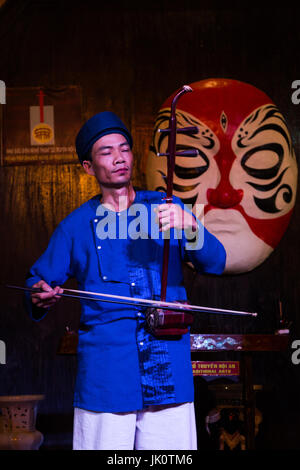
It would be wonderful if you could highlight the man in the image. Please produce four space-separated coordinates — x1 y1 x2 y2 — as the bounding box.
26 111 226 450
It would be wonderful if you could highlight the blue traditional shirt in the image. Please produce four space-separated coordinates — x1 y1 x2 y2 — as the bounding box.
25 190 226 412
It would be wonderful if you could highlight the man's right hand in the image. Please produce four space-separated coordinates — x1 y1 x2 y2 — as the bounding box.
31 280 63 309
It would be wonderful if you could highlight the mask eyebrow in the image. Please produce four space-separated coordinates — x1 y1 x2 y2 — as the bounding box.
248 123 292 152
239 105 293 154
152 109 216 151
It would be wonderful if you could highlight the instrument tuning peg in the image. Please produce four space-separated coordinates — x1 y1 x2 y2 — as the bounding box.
182 85 193 92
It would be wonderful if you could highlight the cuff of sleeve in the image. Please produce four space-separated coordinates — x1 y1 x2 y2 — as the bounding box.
23 291 49 321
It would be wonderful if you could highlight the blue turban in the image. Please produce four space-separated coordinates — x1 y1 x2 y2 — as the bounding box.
75 111 133 163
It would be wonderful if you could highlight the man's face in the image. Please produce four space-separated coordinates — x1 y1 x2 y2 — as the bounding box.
146 79 298 273
83 133 134 188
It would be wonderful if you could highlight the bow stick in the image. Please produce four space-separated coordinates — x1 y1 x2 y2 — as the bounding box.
5 284 257 317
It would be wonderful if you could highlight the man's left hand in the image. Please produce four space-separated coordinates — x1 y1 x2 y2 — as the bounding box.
154 203 198 232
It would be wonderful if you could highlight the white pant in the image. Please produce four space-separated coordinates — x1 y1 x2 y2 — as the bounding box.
73 402 197 450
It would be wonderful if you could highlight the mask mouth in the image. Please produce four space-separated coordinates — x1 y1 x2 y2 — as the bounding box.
206 187 244 209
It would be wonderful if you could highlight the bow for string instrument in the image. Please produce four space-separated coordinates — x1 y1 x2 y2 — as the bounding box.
145 85 203 337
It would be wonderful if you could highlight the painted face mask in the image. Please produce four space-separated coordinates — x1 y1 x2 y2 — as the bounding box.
145 79 298 273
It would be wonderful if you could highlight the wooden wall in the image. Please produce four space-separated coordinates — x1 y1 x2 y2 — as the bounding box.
0 0 300 449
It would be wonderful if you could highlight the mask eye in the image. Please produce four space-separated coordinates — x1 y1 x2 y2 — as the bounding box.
241 143 283 179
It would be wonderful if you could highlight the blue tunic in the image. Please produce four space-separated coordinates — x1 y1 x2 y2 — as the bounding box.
25 190 226 412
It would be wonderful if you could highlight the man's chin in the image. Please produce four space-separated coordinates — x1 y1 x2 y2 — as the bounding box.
100 178 133 190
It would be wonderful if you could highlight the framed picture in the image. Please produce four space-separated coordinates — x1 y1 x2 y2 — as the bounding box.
1 85 82 166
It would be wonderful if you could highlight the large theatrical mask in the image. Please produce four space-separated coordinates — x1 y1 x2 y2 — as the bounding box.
146 79 298 273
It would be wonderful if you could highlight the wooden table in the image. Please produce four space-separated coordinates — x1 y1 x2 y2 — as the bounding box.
190 333 290 449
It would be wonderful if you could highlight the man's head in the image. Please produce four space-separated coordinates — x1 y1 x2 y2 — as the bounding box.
76 111 133 163
76 112 134 188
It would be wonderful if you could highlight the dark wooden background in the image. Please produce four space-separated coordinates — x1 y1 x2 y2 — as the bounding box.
0 0 300 450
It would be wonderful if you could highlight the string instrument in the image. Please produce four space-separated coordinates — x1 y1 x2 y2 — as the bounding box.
145 85 202 336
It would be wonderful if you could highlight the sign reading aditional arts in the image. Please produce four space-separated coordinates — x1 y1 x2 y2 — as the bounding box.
192 361 240 377
2 86 82 165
